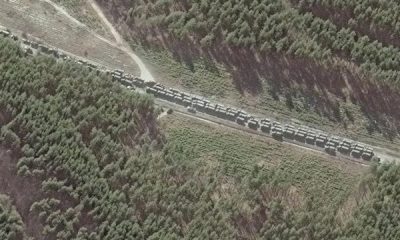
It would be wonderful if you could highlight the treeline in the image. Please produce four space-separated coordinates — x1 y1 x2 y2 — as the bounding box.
294 0 400 37
100 0 400 88
1 35 400 239
0 195 25 240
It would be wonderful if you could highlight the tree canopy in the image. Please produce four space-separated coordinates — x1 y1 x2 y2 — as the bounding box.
1 27 400 239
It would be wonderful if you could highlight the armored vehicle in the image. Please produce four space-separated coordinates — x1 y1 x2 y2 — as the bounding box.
248 119 259 130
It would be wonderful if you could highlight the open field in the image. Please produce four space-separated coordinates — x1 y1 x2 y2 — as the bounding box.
161 113 367 207
51 0 113 39
0 0 139 75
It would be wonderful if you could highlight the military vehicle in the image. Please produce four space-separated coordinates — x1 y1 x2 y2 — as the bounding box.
351 150 362 158
248 119 259 130
315 133 328 147
236 116 246 125
283 125 295 139
295 129 307 142
325 145 336 156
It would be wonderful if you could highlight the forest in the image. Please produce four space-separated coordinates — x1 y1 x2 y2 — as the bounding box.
103 0 400 85
0 194 24 240
1 29 400 239
96 0 400 142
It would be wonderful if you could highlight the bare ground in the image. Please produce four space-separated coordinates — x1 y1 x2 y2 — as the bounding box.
0 145 98 240
50 0 115 40
0 0 139 75
87 0 154 81
0 147 44 240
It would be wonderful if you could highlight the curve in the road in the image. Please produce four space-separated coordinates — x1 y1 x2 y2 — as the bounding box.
87 0 154 82
45 0 154 82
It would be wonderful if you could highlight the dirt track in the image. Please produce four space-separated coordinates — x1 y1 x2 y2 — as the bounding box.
0 0 139 74
87 0 154 81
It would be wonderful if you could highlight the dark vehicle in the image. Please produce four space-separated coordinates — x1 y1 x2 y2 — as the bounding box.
295 130 307 143
305 135 316 145
325 146 336 156
236 117 246 125
248 119 259 130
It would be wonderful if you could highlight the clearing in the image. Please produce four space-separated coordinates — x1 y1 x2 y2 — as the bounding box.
0 148 43 240
160 113 367 207
50 0 114 39
0 0 139 75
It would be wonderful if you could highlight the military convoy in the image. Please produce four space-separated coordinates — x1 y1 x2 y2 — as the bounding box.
0 28 377 162
144 82 376 162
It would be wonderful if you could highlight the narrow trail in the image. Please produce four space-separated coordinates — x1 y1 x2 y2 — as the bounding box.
87 0 123 45
41 0 85 28
41 0 120 48
43 0 154 81
87 0 154 82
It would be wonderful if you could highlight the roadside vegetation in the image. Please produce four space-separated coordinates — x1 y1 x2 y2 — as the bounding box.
96 0 400 152
1 26 400 239
161 114 364 207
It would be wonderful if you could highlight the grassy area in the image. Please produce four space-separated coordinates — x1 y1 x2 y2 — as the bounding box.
161 113 367 207
133 45 235 98
51 0 112 39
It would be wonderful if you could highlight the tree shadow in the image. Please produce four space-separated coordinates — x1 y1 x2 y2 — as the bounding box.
118 17 400 139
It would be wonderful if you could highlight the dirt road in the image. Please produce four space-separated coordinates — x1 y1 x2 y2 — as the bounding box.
39 0 154 81
87 0 154 82
0 0 140 74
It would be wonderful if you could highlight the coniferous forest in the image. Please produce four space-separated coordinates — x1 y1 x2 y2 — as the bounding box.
1 28 400 239
96 0 400 141
103 0 400 86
